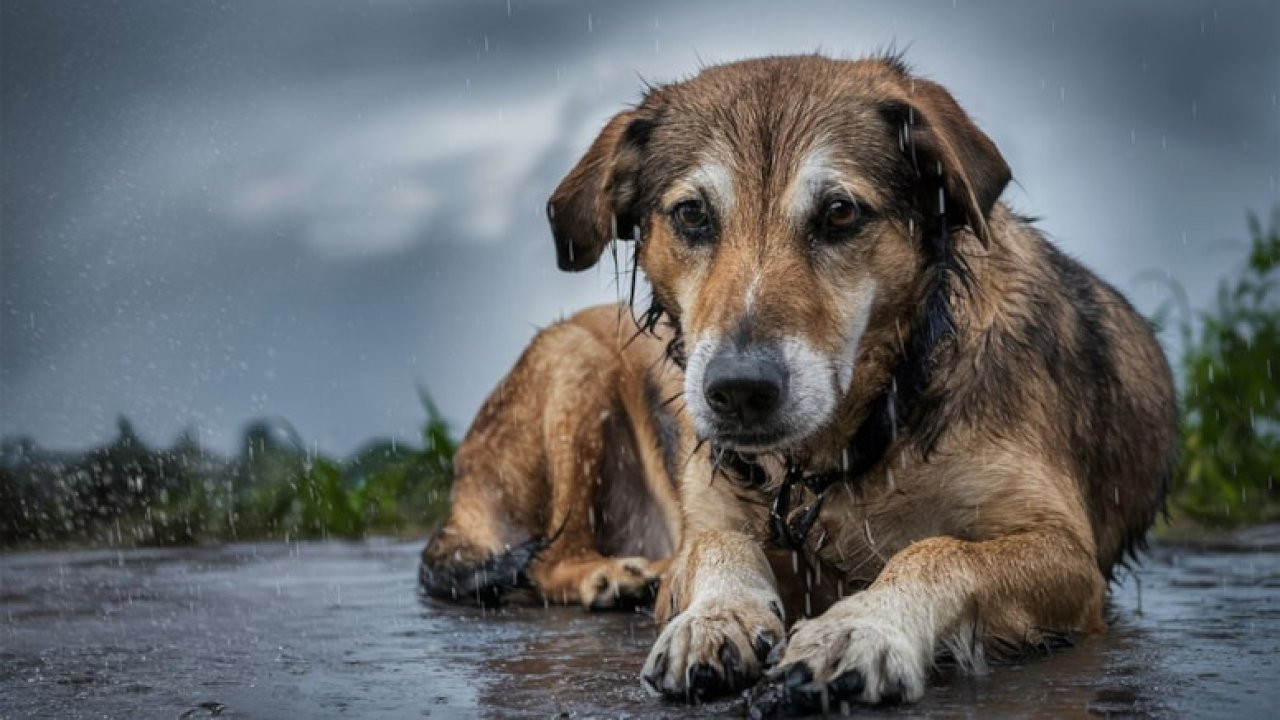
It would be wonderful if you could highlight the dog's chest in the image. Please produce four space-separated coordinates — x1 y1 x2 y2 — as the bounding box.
726 461 935 589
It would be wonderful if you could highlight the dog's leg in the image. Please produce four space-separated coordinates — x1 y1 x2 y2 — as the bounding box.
641 530 787 701
526 349 670 610
419 455 539 604
764 527 1104 710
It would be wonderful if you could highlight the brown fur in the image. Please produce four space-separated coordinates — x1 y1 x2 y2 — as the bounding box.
425 54 1176 711
420 305 682 609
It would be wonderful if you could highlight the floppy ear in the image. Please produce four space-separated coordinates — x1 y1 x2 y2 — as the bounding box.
886 78 1010 246
546 110 650 271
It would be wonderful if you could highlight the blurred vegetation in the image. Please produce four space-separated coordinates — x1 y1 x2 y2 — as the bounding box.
3 212 1279 548
1158 208 1280 528
0 390 455 547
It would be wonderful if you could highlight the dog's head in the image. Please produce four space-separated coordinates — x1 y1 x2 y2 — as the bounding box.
548 55 1009 453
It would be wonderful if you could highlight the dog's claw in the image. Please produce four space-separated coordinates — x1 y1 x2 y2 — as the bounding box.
765 638 787 669
830 668 865 699
687 662 722 702
641 652 667 696
719 642 743 686
783 662 812 689
879 677 907 704
752 628 779 664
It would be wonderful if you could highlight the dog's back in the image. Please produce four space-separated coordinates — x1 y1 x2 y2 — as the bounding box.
1007 218 1176 578
904 205 1177 580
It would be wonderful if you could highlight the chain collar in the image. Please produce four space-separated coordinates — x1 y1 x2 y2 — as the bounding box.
715 376 905 552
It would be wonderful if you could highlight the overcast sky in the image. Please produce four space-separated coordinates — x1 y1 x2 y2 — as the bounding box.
2 0 1277 455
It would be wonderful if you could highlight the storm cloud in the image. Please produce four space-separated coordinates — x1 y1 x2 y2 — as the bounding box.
2 0 1277 454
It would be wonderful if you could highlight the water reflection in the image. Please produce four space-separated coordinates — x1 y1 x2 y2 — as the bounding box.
1 538 1276 718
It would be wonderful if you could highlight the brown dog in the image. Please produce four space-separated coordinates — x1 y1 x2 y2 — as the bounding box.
424 54 1176 712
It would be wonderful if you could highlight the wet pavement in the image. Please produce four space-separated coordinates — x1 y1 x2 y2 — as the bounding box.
2 532 1278 719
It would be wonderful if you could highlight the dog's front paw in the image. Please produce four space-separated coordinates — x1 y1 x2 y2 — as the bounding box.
579 557 661 611
640 596 784 703
756 592 929 714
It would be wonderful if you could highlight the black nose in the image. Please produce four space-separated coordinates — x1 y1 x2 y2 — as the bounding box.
703 350 786 425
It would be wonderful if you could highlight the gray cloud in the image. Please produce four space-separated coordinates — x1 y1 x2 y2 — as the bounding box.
3 0 1277 454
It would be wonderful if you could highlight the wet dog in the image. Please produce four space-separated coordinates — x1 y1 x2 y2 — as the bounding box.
424 54 1176 712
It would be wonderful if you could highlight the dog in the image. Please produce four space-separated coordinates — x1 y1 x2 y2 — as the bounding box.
423 54 1176 713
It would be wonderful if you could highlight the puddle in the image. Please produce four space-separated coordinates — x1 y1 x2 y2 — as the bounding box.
2 538 1277 718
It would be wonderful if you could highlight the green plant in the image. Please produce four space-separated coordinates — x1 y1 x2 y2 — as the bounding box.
1164 209 1280 527
0 389 458 546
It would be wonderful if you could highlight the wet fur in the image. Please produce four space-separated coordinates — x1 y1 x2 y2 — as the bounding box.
539 54 1176 710
424 53 1172 707
419 305 683 609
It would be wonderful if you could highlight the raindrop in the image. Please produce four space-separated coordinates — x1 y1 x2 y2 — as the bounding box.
888 378 899 442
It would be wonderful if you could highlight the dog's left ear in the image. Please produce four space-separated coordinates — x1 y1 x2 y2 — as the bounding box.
884 78 1011 246
546 110 651 272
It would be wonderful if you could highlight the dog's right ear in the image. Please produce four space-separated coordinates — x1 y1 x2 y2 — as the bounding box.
546 110 651 271
881 76 1010 247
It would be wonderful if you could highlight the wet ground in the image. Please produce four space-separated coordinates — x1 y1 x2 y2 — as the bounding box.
2 530 1278 719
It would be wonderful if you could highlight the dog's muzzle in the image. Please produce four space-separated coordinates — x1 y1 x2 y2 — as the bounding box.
702 345 789 441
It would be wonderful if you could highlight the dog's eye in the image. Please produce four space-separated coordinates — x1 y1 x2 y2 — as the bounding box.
824 197 860 230
812 195 870 245
671 199 712 239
